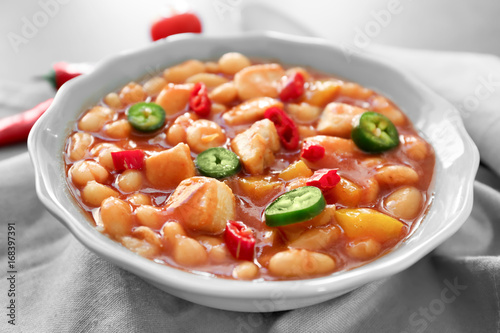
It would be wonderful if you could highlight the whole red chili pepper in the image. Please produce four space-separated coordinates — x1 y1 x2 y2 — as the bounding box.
150 12 202 41
43 62 92 90
189 82 211 117
301 141 325 161
0 98 53 147
224 220 255 261
111 150 146 172
264 107 299 150
279 72 305 102
306 169 341 192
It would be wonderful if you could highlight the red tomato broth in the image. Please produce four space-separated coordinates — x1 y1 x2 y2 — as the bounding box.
64 54 435 281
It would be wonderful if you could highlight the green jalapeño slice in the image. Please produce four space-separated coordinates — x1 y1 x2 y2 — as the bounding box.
127 102 166 132
195 147 241 179
265 186 326 227
351 111 399 153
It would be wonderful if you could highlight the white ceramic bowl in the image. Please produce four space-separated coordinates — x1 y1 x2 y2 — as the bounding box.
28 32 479 312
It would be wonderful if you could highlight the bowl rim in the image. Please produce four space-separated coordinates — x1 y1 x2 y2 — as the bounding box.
28 31 479 303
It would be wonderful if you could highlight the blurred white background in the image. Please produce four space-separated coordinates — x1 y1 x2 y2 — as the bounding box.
1 0 499 83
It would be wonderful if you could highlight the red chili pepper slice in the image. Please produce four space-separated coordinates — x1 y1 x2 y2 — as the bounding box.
278 125 300 150
111 150 146 172
224 220 255 261
0 98 53 147
279 72 305 102
306 169 341 192
43 62 92 90
189 82 212 117
264 107 299 150
301 141 325 161
150 12 202 41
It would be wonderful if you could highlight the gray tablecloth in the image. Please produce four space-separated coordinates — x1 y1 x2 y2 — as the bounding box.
1 47 500 333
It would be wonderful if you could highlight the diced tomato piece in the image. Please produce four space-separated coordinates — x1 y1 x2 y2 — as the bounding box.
111 150 145 172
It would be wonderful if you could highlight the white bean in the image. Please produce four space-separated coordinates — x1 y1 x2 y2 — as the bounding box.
185 73 228 88
346 238 381 260
104 92 122 109
173 236 208 266
69 160 109 186
78 106 115 132
104 119 132 139
161 221 187 249
92 143 121 170
82 181 119 207
132 226 162 249
126 193 152 206
210 103 227 114
208 244 231 264
135 205 164 229
100 197 133 237
67 132 94 161
375 165 419 187
384 186 423 219
268 249 336 278
339 82 373 100
204 61 220 73
117 169 143 192
119 82 146 105
121 236 159 258
143 76 167 96
371 95 406 126
404 136 428 160
196 235 223 246
218 52 251 75
232 262 259 280
163 60 205 83
209 82 238 104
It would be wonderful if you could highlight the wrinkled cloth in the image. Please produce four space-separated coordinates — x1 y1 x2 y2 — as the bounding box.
2 48 500 333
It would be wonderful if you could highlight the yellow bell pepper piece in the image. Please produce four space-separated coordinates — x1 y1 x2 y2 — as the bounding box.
238 176 283 198
303 81 340 107
330 177 362 207
278 160 313 181
334 208 403 243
